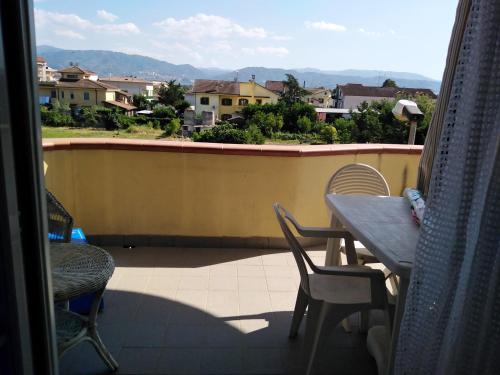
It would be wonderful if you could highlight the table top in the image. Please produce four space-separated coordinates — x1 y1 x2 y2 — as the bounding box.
50 242 115 301
326 195 419 278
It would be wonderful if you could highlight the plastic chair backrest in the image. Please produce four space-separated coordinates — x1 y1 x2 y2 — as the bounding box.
273 203 321 297
325 163 390 196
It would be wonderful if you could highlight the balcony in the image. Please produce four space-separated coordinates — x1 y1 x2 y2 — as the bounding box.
43 139 422 374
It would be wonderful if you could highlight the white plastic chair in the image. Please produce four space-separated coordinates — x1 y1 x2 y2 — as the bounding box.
273 203 391 375
325 163 390 265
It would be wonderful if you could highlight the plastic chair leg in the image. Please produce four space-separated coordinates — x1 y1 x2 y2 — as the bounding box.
289 287 309 338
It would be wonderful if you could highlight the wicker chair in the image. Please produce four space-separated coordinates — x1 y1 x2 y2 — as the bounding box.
46 189 73 243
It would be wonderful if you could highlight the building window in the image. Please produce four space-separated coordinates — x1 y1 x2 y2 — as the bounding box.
84 92 90 101
200 97 209 105
70 92 75 100
61 91 64 98
67 74 78 79
238 98 249 106
221 98 232 106
319 98 324 103
256 99 262 104
221 114 232 121
50 90 56 98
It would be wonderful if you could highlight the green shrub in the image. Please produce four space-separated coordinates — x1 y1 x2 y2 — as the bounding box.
80 106 99 127
125 125 140 134
153 104 176 120
333 118 355 143
40 105 74 127
193 122 264 144
320 125 339 144
296 115 313 133
164 118 181 136
271 132 322 144
116 114 135 129
283 102 316 132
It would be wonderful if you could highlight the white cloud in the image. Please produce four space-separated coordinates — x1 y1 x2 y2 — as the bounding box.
97 10 118 22
305 21 346 32
53 29 85 40
153 13 268 41
272 35 293 41
358 28 383 37
241 46 289 57
34 9 139 36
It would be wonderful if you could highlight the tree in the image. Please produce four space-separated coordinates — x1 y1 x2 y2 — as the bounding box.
334 118 355 143
279 74 307 106
382 79 397 88
157 79 187 112
132 94 149 110
152 104 176 119
283 102 316 132
351 101 384 142
296 115 313 133
250 112 284 136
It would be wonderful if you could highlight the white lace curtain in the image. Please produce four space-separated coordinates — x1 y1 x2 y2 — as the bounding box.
395 0 500 374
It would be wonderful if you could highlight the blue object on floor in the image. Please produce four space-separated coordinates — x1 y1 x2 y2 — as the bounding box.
67 228 105 315
70 228 87 244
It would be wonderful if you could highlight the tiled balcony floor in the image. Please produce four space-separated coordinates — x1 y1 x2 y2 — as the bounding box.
59 246 378 375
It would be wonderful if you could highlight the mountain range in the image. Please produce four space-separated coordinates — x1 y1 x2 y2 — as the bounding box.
37 45 441 92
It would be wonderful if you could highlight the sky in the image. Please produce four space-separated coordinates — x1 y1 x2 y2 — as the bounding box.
33 0 458 80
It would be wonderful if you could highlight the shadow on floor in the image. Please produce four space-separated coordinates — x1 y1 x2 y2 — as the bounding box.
106 246 326 269
59 289 377 375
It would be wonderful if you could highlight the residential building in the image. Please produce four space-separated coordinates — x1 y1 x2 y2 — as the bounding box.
99 76 154 97
334 83 437 109
264 80 286 95
36 56 47 81
58 66 99 81
188 79 279 120
304 87 333 108
38 66 136 114
315 108 358 122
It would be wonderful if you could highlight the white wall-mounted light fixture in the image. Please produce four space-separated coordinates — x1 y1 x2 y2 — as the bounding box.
392 99 424 145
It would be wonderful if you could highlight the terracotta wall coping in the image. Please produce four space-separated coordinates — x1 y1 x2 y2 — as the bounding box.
42 138 423 157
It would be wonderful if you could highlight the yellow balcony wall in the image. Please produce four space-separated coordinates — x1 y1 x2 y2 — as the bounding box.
43 140 422 239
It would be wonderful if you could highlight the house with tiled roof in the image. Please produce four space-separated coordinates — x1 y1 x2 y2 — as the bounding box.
187 79 279 120
99 76 154 97
38 66 136 114
264 80 286 95
334 83 437 109
36 56 59 82
304 87 333 108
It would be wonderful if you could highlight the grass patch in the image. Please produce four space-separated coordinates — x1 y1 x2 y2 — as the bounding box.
42 126 167 140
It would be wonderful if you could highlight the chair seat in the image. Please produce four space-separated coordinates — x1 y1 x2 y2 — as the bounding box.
341 239 379 262
367 325 390 375
308 271 372 304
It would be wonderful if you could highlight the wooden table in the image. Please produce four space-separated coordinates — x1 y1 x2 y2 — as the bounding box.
325 195 419 375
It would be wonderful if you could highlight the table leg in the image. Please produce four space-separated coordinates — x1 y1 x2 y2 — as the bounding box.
325 215 342 266
386 276 409 375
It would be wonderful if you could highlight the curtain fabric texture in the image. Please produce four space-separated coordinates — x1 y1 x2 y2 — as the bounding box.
416 0 471 196
395 0 500 374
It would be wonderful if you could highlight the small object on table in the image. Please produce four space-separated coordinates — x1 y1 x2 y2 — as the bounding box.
404 188 426 225
51 242 118 371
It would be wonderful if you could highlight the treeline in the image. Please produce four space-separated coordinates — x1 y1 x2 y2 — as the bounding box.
40 101 181 136
193 94 435 145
